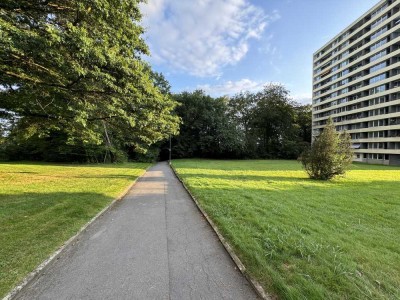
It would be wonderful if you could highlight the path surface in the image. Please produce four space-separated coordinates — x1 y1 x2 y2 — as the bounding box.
15 162 258 300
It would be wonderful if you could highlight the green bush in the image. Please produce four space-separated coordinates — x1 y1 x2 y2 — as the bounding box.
301 118 353 180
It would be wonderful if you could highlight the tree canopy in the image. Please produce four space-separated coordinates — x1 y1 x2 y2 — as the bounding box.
0 0 179 161
171 90 243 159
228 84 311 159
168 85 312 160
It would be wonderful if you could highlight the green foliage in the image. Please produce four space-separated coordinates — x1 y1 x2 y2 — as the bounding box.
171 90 244 159
168 85 311 160
228 84 312 159
0 0 179 161
132 145 161 162
301 118 353 180
295 104 312 143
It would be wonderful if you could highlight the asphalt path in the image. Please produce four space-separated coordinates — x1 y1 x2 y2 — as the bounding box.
14 162 259 300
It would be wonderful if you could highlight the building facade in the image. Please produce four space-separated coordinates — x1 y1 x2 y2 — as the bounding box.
312 0 400 165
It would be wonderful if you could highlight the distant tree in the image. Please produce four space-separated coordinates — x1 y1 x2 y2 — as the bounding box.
171 90 244 158
252 84 297 158
301 118 353 180
227 92 257 157
228 84 306 159
294 104 312 143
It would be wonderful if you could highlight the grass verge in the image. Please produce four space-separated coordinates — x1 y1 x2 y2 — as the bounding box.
172 159 400 300
0 162 149 298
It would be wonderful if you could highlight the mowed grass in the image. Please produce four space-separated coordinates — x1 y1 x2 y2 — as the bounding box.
172 159 400 300
0 162 149 298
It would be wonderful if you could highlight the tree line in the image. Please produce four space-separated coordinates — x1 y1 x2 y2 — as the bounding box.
0 1 311 162
163 86 311 161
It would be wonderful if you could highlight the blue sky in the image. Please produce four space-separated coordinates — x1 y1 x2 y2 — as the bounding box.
141 0 379 104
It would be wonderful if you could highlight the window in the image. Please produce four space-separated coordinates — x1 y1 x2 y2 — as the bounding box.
370 38 387 51
369 85 386 95
371 3 388 18
341 41 350 49
371 15 388 29
371 26 388 40
370 61 387 73
370 50 387 62
369 96 386 105
369 73 386 84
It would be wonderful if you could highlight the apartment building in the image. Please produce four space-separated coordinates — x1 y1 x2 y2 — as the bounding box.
312 0 400 165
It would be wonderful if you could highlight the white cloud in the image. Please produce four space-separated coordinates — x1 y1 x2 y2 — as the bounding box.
197 78 268 96
141 0 280 77
197 79 312 105
292 93 312 105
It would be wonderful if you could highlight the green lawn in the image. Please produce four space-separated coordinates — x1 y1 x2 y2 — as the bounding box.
172 159 400 300
0 162 149 298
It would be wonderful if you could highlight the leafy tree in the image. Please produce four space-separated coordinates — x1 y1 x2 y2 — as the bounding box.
228 84 309 159
171 86 310 160
171 90 244 159
294 104 312 143
0 0 179 161
301 118 353 180
251 84 297 157
227 91 257 157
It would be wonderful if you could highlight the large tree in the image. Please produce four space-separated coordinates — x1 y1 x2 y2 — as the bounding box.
228 84 311 159
0 0 179 160
251 84 297 157
171 90 244 159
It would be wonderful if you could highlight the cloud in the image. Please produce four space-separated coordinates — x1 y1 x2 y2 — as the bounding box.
197 79 312 105
197 78 268 96
291 93 312 105
141 0 280 77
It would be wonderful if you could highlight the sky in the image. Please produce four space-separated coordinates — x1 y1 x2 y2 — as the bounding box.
140 0 379 104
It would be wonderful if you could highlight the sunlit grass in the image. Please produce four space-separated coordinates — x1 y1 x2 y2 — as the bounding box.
173 159 400 300
0 162 149 298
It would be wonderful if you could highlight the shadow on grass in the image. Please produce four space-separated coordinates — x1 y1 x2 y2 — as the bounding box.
0 173 141 180
180 173 308 182
0 161 148 169
0 192 113 220
177 169 400 187
0 191 115 298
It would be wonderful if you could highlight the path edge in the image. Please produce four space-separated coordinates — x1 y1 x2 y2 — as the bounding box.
2 165 150 300
169 163 272 300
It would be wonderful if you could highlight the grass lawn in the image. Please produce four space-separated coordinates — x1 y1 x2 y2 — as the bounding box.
172 159 400 300
0 162 149 298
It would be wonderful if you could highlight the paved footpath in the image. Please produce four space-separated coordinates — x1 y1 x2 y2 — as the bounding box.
15 162 259 300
